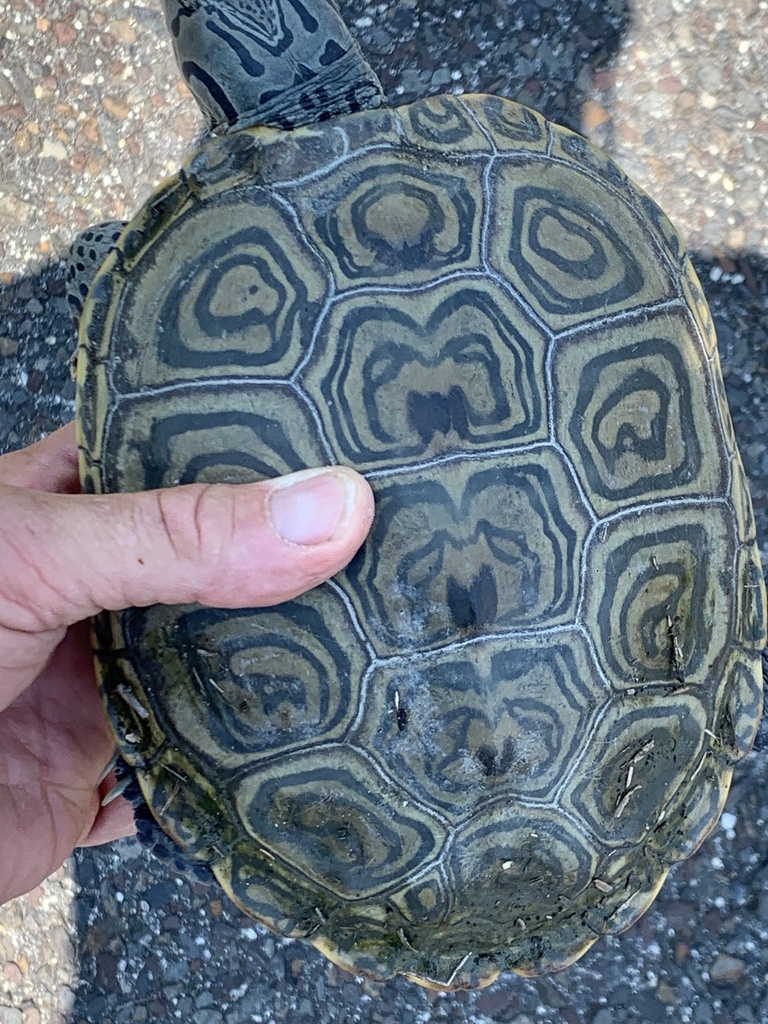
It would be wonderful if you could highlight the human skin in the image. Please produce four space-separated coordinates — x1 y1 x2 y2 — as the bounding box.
0 423 374 903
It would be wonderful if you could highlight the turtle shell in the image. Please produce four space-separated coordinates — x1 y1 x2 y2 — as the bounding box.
76 95 766 989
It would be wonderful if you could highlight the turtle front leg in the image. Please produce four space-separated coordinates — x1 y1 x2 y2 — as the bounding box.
66 221 128 332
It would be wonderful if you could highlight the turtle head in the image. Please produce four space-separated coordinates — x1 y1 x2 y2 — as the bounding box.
162 0 384 133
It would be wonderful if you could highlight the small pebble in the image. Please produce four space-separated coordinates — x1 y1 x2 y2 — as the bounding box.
710 954 747 983
721 811 738 835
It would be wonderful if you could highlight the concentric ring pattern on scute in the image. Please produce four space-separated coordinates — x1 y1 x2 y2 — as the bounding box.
77 93 765 989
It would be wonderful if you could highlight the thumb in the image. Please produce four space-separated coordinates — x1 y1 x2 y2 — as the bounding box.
1 467 374 635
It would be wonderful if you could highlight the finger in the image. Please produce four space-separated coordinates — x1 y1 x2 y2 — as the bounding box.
0 466 375 634
0 622 122 899
79 797 137 846
0 423 80 494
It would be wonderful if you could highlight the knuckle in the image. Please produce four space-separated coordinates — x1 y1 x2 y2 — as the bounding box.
151 488 184 560
153 483 236 570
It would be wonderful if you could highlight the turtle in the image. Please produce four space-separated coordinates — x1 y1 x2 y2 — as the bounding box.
68 0 766 991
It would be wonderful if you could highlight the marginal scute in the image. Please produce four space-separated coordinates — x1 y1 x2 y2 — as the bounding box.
467 94 548 151
681 259 718 357
657 755 730 863
74 349 109 470
139 745 238 861
76 92 764 988
732 453 759 544
92 612 167 763
717 649 765 759
403 94 492 152
553 128 626 191
260 121 348 185
713 365 739 455
386 867 452 926
599 875 668 936
735 545 768 649
341 104 397 152
186 128 270 192
221 838 332 937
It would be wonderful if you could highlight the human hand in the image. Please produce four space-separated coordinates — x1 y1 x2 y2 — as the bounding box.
0 423 374 903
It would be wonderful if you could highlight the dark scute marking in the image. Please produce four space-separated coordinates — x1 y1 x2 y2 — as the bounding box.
346 462 576 649
385 643 593 812
481 96 544 144
392 513 540 622
570 702 704 844
354 180 447 270
185 620 327 739
122 599 352 753
476 737 517 778
408 96 474 145
250 765 438 892
633 571 687 665
560 133 589 161
528 205 608 281
407 384 470 444
593 367 671 475
324 288 541 465
740 551 767 647
446 564 498 630
728 655 764 757
191 249 285 335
